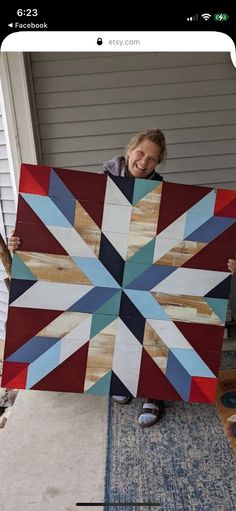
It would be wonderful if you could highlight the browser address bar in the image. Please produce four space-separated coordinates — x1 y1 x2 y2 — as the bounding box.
1 31 235 67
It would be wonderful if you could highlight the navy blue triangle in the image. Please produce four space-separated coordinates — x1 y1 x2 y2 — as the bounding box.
109 174 135 204
99 233 125 286
121 316 145 344
9 279 36 304
110 371 133 397
205 275 231 299
99 232 124 262
120 291 144 319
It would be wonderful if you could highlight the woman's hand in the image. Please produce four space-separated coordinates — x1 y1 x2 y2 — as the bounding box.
227 259 236 274
8 231 21 253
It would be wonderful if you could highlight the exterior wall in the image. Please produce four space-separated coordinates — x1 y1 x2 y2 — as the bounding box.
0 83 16 339
30 51 236 190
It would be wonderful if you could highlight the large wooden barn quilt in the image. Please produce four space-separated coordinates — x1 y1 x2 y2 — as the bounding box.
2 164 236 402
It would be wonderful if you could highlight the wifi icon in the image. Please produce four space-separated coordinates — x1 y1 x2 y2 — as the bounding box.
201 13 211 20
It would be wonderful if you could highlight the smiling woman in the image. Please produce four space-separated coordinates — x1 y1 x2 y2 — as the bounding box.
103 128 167 182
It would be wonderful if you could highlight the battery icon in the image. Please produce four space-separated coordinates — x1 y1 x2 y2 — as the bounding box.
214 13 229 21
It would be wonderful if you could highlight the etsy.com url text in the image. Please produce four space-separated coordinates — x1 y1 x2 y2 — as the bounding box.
109 39 140 46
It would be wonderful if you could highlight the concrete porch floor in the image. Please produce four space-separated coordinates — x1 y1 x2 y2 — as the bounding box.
0 391 108 511
0 327 236 511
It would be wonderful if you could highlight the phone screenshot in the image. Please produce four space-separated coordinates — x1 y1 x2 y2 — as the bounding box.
0 5 236 511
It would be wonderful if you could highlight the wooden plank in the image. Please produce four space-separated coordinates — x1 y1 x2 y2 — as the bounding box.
154 293 223 325
18 252 93 284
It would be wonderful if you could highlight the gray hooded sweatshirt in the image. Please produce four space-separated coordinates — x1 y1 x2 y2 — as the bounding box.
103 156 163 181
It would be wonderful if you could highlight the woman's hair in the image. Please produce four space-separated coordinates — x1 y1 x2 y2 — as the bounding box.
125 128 167 165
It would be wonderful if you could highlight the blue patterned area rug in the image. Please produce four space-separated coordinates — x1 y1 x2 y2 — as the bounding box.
105 352 236 511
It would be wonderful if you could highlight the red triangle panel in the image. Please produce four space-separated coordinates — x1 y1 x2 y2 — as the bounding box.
182 222 236 271
31 342 89 392
4 307 62 358
16 195 68 254
1 361 29 389
214 189 236 217
137 348 182 400
55 168 107 203
174 322 224 352
79 200 104 229
157 181 212 234
19 164 51 195
189 376 217 403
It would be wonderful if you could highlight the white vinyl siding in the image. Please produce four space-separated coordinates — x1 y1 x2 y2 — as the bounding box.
0 106 14 340
29 51 236 190
0 115 15 232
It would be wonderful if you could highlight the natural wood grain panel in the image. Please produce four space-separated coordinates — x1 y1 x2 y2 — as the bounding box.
18 251 92 284
84 338 115 390
38 312 90 337
77 230 101 257
143 320 168 350
126 233 154 259
84 367 111 390
144 348 168 373
86 346 115 369
74 201 101 232
130 187 162 237
155 240 207 266
152 292 223 324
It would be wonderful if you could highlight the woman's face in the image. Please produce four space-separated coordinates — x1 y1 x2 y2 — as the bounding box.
127 138 161 178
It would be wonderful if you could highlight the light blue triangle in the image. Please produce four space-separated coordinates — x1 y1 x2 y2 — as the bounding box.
125 289 169 320
188 190 216 216
184 191 216 239
90 314 117 339
85 370 112 395
95 291 122 316
205 297 228 323
127 238 156 264
11 253 37 280
133 179 161 205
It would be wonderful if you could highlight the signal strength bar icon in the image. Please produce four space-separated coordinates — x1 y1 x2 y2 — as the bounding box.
187 14 199 21
201 13 211 20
